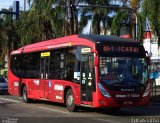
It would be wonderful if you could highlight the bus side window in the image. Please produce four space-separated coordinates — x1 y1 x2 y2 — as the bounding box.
23 53 40 79
50 48 77 82
64 52 75 81
10 55 19 76
50 51 60 79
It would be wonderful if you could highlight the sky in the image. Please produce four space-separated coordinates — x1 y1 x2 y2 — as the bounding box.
0 0 29 10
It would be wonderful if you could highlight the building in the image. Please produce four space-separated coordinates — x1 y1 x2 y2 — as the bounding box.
143 31 160 86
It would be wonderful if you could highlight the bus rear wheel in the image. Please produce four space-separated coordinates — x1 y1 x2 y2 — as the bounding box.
22 86 31 103
65 89 77 112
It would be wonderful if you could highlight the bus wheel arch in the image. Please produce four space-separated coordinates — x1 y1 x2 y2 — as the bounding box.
64 87 77 112
22 84 31 103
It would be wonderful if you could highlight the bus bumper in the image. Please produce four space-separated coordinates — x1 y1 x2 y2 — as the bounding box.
93 96 150 108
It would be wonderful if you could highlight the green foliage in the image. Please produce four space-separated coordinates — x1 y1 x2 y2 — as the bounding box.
17 0 63 46
0 59 6 70
111 11 128 35
0 8 19 61
79 0 112 34
111 1 144 43
0 0 152 67
142 0 160 45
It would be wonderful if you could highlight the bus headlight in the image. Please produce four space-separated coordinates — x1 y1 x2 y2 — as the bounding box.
143 83 150 97
98 83 111 97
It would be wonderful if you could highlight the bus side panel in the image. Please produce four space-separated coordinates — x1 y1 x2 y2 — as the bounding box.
22 79 40 99
67 82 81 105
52 80 65 103
91 65 105 107
8 70 20 96
48 80 80 105
92 84 109 108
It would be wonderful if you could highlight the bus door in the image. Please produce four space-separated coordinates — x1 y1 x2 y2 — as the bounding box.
80 54 94 103
39 52 50 99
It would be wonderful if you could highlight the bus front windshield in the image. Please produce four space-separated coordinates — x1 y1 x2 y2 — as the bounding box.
99 57 148 87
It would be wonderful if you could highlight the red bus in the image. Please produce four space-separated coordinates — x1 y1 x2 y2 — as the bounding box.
8 34 151 112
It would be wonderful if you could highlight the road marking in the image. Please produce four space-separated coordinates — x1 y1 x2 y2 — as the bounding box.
0 98 21 103
39 107 71 115
94 118 122 123
17 97 23 99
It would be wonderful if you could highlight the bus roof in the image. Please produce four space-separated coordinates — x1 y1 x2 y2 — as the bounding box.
11 34 142 55
11 35 94 54
79 34 137 44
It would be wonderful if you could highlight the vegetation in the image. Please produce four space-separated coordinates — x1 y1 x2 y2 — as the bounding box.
111 0 144 43
79 0 112 34
142 0 160 45
0 0 160 71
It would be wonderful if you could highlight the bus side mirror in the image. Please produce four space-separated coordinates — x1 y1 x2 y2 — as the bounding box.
146 56 151 66
91 49 99 66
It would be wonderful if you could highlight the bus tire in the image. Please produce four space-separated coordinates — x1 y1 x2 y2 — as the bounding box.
65 89 77 112
22 86 31 103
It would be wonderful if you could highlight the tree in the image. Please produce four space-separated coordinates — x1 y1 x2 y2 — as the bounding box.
0 18 7 63
142 0 160 46
17 0 64 46
0 9 19 59
54 0 80 35
0 8 20 72
111 0 144 42
79 0 113 34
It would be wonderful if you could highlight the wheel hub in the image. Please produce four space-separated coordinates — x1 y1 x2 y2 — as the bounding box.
67 95 73 106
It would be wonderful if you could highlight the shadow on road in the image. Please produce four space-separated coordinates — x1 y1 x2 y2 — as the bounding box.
2 95 160 117
0 92 9 95
33 100 160 116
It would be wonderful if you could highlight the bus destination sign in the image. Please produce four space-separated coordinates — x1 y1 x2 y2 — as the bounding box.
103 45 139 53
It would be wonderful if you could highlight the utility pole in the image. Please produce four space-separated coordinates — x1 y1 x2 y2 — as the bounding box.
0 1 19 20
24 0 26 12
12 1 19 20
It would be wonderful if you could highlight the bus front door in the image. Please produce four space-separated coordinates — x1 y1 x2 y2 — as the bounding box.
39 56 50 99
80 54 93 104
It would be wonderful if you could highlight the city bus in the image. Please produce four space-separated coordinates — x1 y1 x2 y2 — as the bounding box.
8 34 151 112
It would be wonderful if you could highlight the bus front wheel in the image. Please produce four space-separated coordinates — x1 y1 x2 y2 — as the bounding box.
22 86 31 103
65 89 77 112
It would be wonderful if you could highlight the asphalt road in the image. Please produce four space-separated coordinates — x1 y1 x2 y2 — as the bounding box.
0 93 160 123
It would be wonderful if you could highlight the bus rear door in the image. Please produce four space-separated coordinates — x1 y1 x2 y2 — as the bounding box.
80 54 94 104
39 52 50 99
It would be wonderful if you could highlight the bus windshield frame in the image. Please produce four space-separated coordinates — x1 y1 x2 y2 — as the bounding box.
99 56 148 87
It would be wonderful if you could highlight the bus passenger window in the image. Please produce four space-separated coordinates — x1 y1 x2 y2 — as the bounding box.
50 48 77 82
